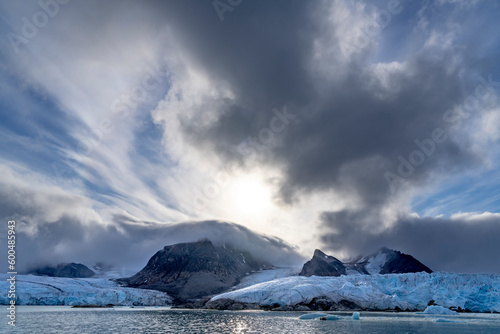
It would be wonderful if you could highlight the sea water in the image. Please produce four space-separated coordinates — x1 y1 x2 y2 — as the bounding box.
1 306 500 333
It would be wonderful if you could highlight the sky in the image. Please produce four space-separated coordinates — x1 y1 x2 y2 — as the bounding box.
1 0 500 274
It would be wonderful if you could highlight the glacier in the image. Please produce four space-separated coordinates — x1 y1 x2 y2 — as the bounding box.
211 272 500 313
230 267 301 291
0 274 171 306
3 271 500 312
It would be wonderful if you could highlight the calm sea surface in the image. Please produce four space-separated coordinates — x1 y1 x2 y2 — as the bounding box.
1 306 500 333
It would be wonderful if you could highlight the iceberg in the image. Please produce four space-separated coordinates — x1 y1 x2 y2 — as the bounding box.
0 274 171 306
298 313 328 319
211 272 500 313
434 318 467 323
419 305 458 315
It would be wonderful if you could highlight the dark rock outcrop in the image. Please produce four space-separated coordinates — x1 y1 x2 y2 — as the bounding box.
296 297 361 311
203 298 261 311
117 240 271 302
299 249 346 277
203 297 476 312
203 296 362 311
29 263 95 278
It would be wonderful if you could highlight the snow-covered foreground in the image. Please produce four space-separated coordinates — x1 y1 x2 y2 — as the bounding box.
211 272 500 313
0 274 171 306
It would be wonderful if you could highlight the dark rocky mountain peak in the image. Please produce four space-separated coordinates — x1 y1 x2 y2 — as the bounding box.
117 240 271 302
299 249 346 277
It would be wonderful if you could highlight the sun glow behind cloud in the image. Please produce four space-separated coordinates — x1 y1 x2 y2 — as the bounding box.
229 174 273 219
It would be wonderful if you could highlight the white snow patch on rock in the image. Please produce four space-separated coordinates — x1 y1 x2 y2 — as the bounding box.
365 253 387 275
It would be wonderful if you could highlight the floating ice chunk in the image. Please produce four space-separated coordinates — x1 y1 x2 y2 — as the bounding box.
421 306 458 315
435 318 467 323
352 312 360 320
298 313 328 320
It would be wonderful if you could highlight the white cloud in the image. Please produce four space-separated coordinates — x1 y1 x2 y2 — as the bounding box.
450 211 500 222
0 162 103 235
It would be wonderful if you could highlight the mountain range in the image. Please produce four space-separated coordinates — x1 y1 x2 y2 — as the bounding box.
113 241 431 304
29 241 432 304
13 239 500 312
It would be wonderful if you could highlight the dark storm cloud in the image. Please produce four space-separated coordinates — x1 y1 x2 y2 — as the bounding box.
148 0 481 204
147 0 318 154
275 56 477 203
151 0 316 105
145 0 500 274
320 210 500 274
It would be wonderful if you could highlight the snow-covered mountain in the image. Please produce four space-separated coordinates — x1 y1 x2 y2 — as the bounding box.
349 247 432 275
208 272 500 313
0 274 171 306
300 247 432 277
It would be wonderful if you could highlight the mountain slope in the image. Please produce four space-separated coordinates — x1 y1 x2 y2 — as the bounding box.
28 263 95 278
118 240 271 302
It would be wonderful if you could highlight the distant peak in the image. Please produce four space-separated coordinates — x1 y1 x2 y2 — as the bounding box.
300 249 346 277
313 249 327 258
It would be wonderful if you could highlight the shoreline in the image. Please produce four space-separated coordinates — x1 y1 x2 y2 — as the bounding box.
2 304 498 315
